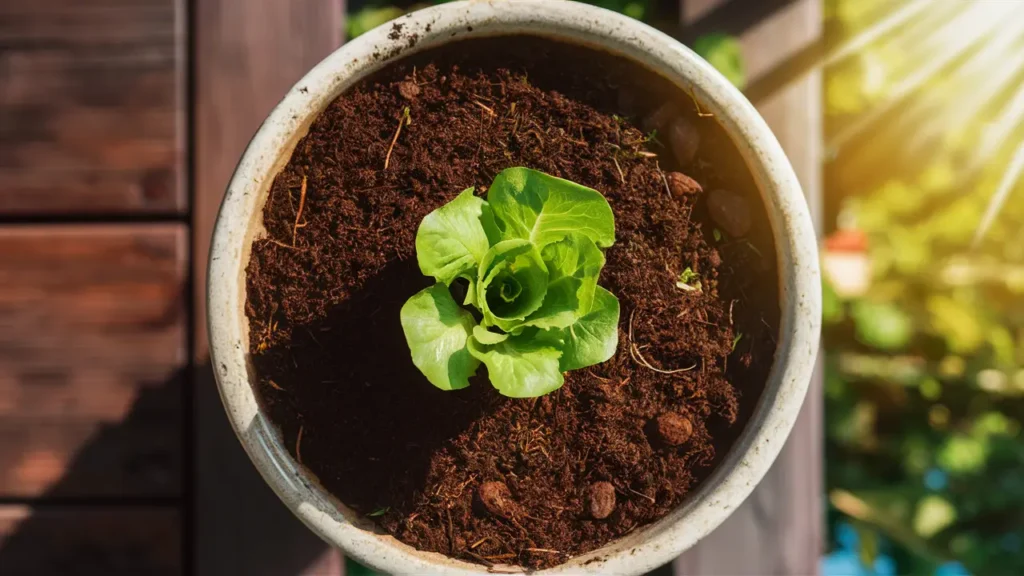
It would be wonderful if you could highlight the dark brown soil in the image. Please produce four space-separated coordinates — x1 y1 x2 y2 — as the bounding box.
245 37 778 569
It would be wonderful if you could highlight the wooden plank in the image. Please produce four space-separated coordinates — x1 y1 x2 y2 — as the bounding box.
0 225 186 497
0 506 180 574
0 0 185 214
194 1 343 574
675 0 824 574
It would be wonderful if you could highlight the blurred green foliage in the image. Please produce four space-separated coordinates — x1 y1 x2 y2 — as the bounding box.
693 33 747 89
825 1 1024 574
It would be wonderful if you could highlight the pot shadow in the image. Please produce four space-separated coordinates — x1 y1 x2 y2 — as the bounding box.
251 257 505 520
0 370 183 576
0 363 342 576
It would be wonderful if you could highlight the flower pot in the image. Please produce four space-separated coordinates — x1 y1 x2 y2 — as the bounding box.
207 1 821 574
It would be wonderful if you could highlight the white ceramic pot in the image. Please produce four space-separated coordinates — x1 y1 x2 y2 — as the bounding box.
207 1 821 574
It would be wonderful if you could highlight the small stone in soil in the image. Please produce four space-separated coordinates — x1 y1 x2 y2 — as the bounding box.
668 117 701 166
709 249 722 267
398 80 421 100
587 482 617 519
656 412 694 446
706 189 752 237
666 171 702 197
477 481 513 517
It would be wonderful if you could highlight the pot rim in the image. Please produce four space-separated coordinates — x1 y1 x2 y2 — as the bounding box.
207 1 822 574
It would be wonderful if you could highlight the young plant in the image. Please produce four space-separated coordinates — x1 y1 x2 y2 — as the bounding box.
400 167 620 398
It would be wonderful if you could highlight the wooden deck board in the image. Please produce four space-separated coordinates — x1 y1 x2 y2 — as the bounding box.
0 506 180 574
0 0 185 214
0 226 185 497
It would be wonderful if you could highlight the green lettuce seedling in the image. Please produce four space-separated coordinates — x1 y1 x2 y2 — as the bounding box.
400 167 620 398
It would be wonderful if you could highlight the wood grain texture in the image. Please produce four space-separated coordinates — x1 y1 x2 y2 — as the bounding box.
675 0 824 574
0 226 186 497
0 0 184 214
0 506 180 575
193 0 342 359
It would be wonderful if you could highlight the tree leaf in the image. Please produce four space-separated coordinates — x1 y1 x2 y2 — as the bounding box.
399 283 480 391
487 167 615 248
415 188 490 284
476 239 549 331
468 331 564 398
555 286 620 371
693 33 747 90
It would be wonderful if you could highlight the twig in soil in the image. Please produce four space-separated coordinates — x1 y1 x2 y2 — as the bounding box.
473 100 496 116
628 310 697 374
291 176 307 246
688 87 714 118
447 508 455 555
508 516 529 535
451 475 477 499
258 303 278 352
295 425 304 465
267 238 303 251
625 486 656 504
612 153 625 184
761 315 777 344
524 548 562 555
464 551 494 567
484 554 517 561
657 161 672 197
470 537 491 550
744 240 765 261
384 106 411 170
729 299 737 326
305 327 322 348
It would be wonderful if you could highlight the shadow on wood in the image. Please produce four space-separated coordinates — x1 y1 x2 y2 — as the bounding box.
0 370 183 575
0 362 339 575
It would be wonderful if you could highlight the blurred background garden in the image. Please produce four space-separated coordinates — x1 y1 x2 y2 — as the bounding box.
821 1 1024 575
349 1 1024 574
